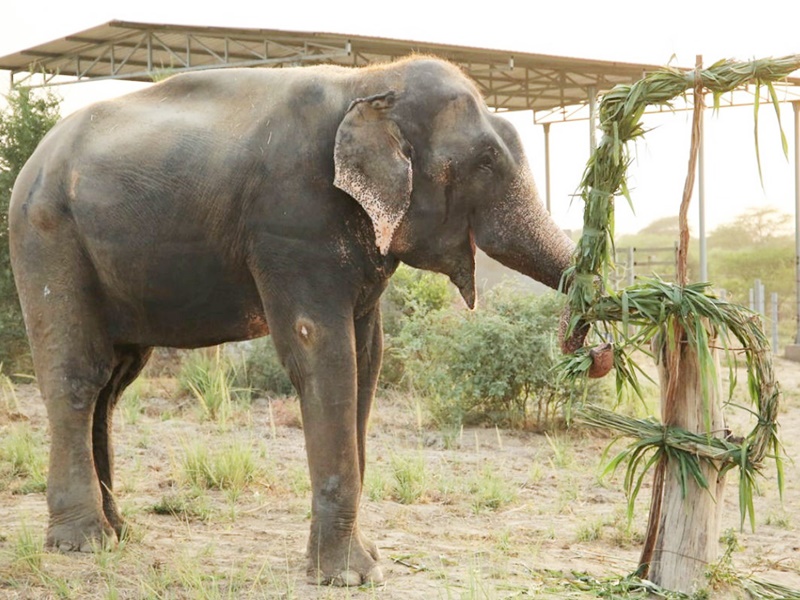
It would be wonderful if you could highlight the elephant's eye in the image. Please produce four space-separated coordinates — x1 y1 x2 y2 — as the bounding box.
477 149 495 173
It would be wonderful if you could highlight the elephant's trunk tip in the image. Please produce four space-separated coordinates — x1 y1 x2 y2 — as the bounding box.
558 309 589 355
558 308 614 379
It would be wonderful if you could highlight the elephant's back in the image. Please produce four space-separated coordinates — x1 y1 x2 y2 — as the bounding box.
8 62 367 253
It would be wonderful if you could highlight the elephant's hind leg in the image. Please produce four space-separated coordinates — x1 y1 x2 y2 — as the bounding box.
92 345 152 539
15 238 118 551
37 340 117 552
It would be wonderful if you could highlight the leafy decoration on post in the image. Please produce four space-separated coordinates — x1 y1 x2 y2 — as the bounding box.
561 56 800 533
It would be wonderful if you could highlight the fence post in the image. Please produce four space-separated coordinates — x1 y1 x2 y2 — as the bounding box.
754 279 765 315
628 247 635 287
772 292 779 351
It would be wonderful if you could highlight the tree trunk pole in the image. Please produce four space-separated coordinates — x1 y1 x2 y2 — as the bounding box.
638 55 729 594
648 338 727 592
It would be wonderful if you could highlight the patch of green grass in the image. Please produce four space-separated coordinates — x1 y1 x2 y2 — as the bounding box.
493 529 513 556
528 460 545 485
180 441 213 489
365 468 390 502
704 529 742 593
433 468 463 505
575 519 603 542
120 377 148 425
556 474 580 511
0 370 20 413
607 510 645 548
765 510 792 530
286 464 311 497
10 522 44 573
151 490 214 522
211 443 259 499
179 439 260 497
390 452 427 504
141 558 179 597
179 347 251 424
545 433 574 469
0 422 47 493
468 465 517 513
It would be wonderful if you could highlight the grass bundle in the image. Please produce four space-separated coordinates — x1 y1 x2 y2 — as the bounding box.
562 276 782 529
567 55 800 315
569 569 800 599
562 55 800 535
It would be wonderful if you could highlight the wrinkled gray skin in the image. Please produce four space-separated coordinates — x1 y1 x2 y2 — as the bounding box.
9 57 578 586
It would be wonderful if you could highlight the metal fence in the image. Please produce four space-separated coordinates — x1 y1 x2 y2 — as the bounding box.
613 243 678 288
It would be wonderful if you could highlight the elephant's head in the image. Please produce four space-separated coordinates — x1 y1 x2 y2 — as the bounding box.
334 58 575 309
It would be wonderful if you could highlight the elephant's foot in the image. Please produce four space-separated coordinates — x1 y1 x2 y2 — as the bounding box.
46 514 117 553
307 532 384 587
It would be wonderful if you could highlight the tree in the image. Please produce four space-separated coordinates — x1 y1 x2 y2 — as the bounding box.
0 87 61 374
635 215 681 238
708 206 792 249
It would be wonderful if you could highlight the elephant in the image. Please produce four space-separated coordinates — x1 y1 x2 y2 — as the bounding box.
9 56 587 586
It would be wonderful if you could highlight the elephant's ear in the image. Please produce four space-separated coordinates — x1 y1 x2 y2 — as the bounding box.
334 91 412 255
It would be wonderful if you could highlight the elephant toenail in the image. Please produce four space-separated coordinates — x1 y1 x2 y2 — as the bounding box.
365 566 385 585
334 569 362 587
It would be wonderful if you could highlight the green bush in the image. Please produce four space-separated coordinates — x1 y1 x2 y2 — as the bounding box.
381 264 454 387
394 285 607 430
177 347 260 422
382 264 454 333
232 338 294 397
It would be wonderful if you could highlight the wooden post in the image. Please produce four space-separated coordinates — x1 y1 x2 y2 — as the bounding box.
646 330 727 592
641 56 728 593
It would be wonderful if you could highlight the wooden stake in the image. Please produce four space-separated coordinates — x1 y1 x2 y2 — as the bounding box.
639 56 728 594
648 336 727 592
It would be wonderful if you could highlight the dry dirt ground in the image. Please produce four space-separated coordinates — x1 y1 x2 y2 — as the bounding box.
0 355 799 599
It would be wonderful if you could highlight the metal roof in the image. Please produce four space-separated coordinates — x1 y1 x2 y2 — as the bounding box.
0 20 676 120
2 21 799 123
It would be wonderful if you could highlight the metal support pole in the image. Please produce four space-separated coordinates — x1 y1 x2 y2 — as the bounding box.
793 101 800 344
543 121 552 214
588 85 597 153
146 33 153 73
772 292 779 351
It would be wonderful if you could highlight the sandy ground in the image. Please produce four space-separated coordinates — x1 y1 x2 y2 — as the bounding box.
0 354 798 599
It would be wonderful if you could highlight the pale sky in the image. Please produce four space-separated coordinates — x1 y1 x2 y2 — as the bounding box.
2 0 800 235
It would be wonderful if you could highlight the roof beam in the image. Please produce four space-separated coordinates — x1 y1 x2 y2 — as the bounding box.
2 20 798 119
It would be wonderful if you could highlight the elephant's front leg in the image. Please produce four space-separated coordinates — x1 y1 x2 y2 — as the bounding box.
268 307 383 586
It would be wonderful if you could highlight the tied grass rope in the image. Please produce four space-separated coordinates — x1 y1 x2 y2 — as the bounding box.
563 56 800 530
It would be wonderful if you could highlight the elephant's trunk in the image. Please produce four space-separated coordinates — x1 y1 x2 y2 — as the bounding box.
472 166 574 292
472 166 614 374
